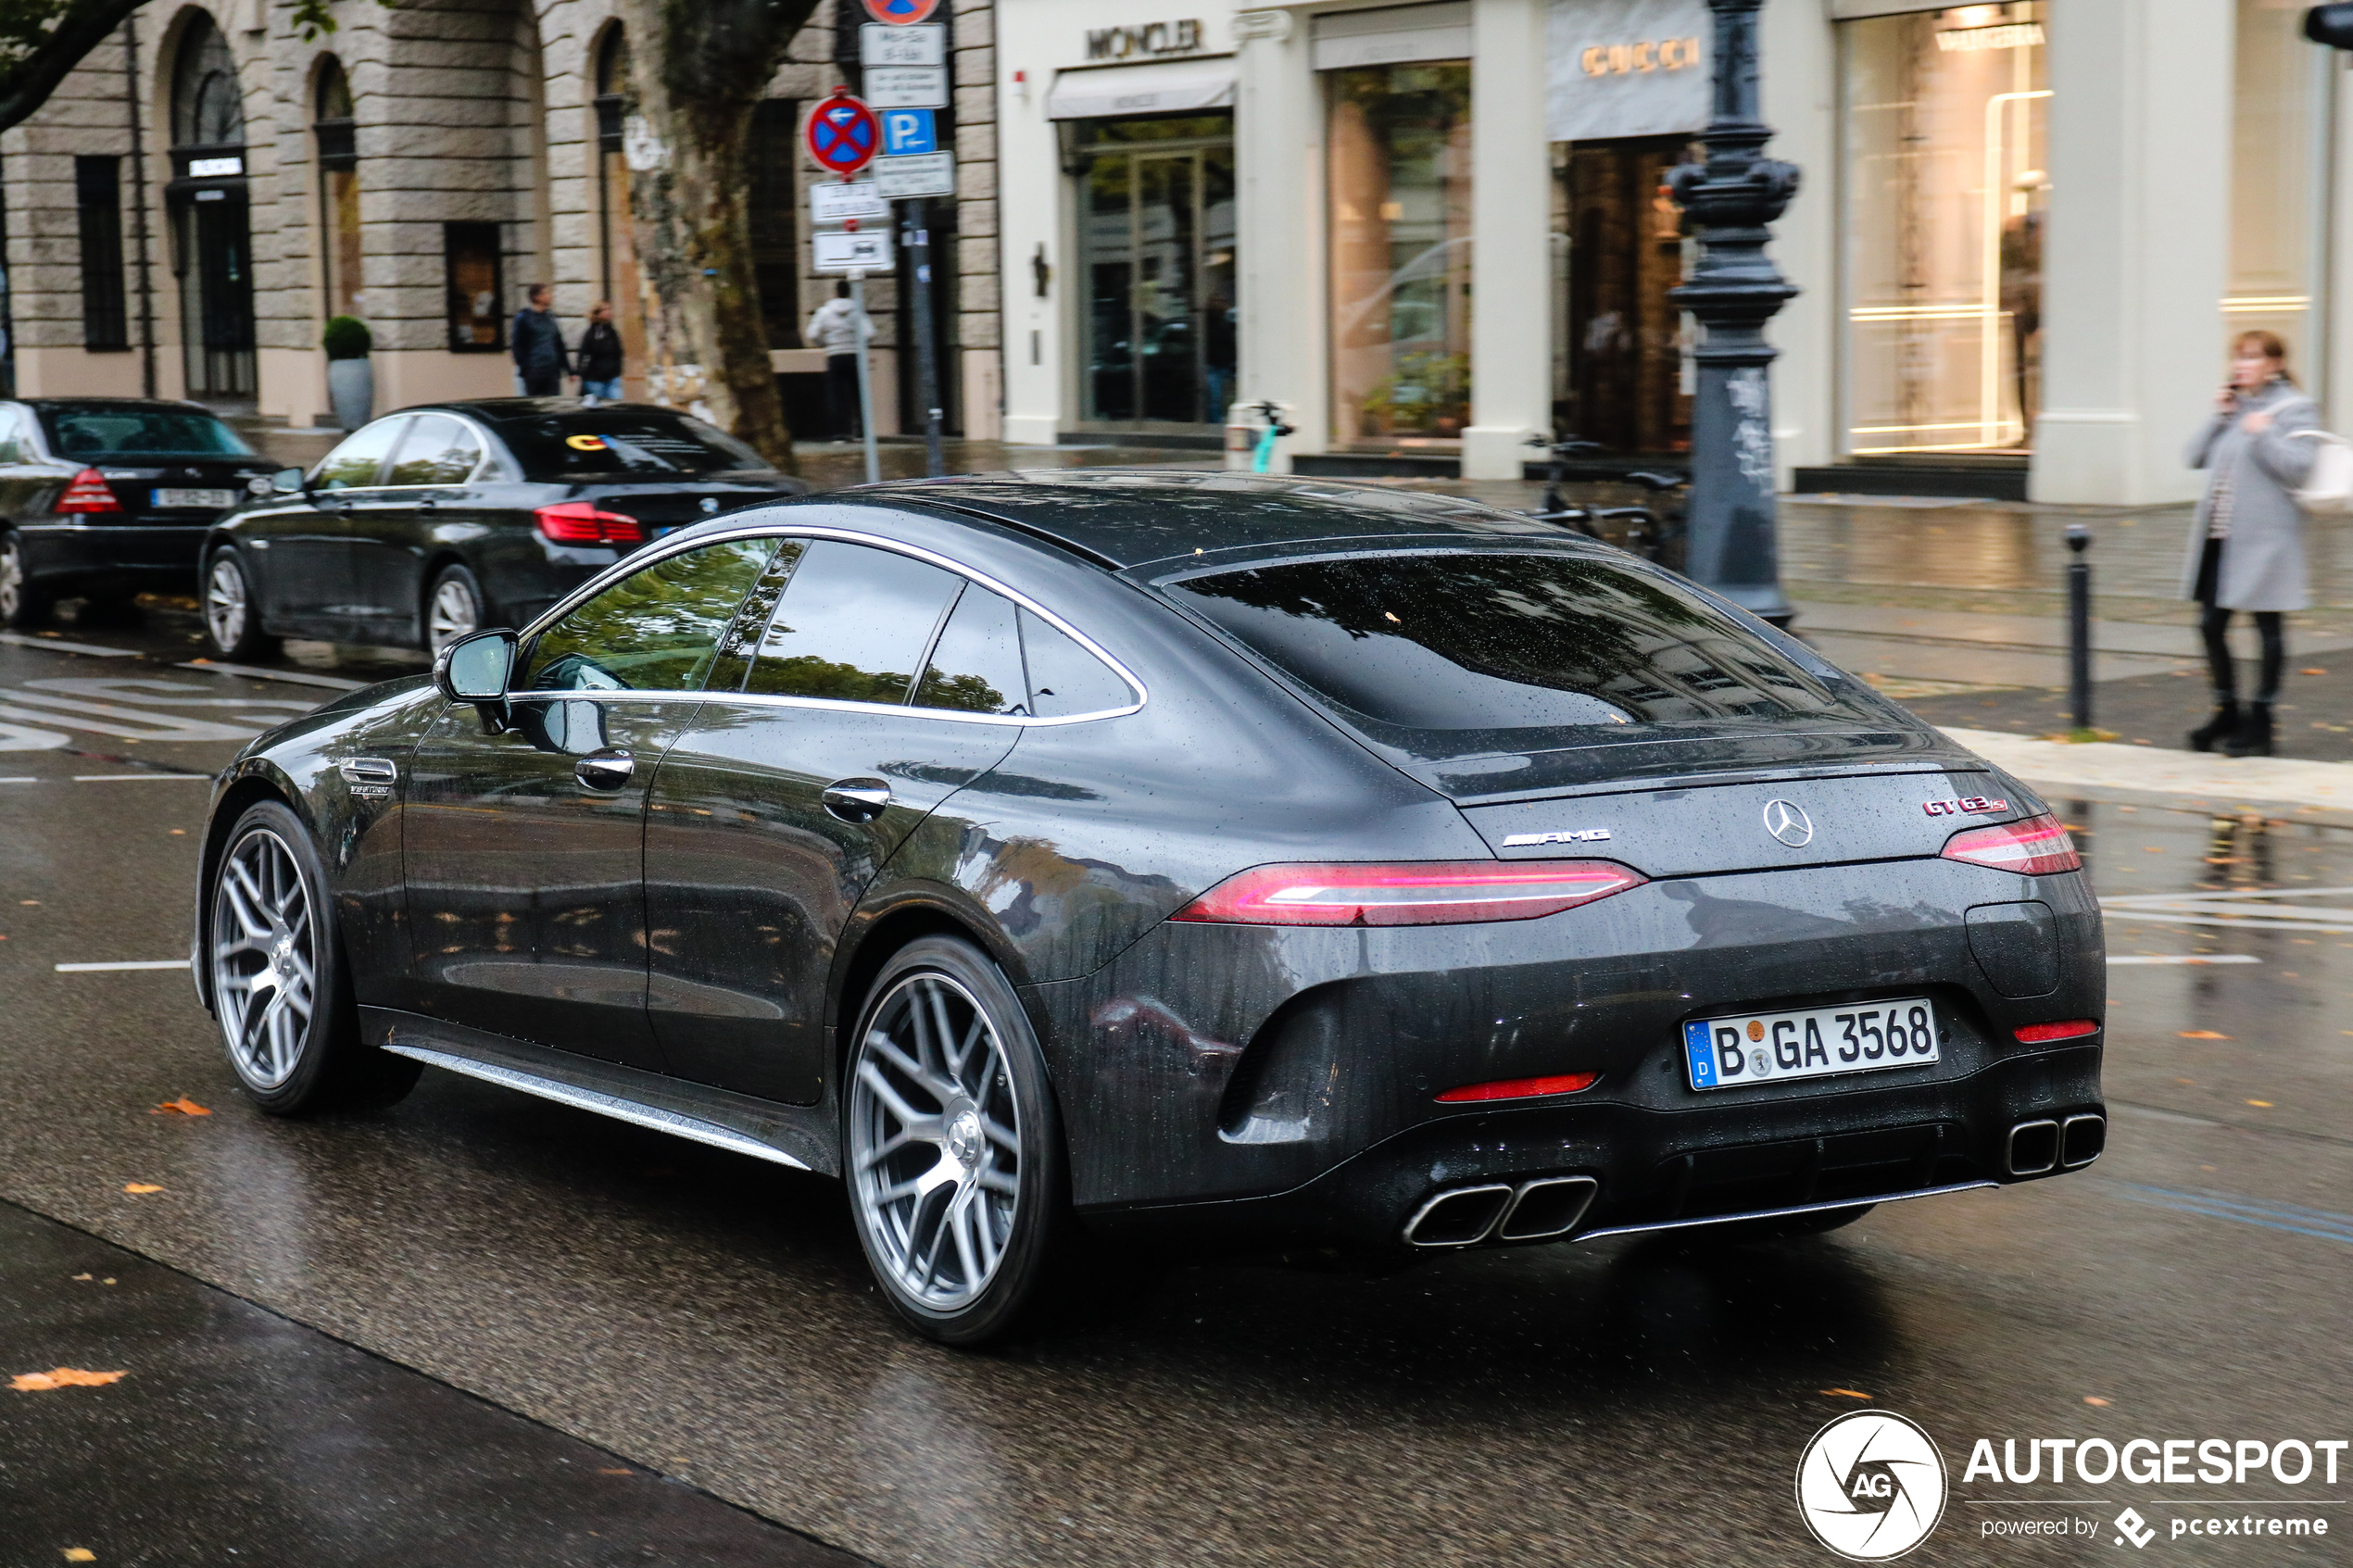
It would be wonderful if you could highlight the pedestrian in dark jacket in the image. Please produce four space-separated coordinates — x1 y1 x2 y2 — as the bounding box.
2183 329 2320 757
576 300 624 405
511 284 569 396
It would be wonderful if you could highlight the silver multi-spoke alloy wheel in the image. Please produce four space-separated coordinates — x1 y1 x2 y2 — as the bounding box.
427 574 480 654
849 970 1025 1314
0 534 26 621
205 555 250 652
209 825 318 1091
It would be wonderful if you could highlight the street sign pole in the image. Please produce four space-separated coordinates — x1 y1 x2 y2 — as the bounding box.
904 199 945 477
850 270 881 485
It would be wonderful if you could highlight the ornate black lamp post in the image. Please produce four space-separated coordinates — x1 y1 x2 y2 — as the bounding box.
1669 0 1801 626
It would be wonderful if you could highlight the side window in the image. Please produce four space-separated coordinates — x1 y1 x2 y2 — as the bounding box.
913 585 1028 715
1020 608 1132 717
522 537 778 693
384 414 482 485
311 418 409 490
742 541 963 705
0 410 23 465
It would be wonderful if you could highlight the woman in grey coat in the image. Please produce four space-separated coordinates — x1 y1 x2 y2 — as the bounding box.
2182 330 2319 756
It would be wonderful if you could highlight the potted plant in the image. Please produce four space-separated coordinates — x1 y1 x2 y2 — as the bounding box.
322 315 373 431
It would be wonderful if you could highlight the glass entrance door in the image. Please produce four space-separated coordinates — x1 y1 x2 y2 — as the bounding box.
1076 117 1237 430
1554 136 1694 454
174 190 257 400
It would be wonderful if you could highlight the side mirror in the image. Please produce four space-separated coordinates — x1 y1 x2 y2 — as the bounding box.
271 467 305 495
434 627 517 705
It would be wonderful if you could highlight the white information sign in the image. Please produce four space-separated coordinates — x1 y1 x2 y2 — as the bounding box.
873 151 956 200
811 180 890 224
865 66 949 109
813 229 897 273
861 22 945 67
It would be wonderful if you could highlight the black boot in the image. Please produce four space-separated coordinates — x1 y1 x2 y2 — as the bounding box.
2223 701 2274 758
2189 699 2239 752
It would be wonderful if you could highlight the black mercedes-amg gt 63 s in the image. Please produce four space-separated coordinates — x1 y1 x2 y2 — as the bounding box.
190 472 2106 1344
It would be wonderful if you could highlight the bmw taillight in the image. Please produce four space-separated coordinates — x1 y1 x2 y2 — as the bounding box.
1170 859 1645 927
533 500 645 545
57 468 121 514
1939 814 2081 875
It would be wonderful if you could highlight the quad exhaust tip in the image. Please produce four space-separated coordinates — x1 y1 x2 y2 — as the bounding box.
1403 1175 1600 1248
2060 1112 2106 1168
2007 1113 2106 1176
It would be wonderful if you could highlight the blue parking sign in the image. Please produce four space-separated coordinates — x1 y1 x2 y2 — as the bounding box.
882 108 936 157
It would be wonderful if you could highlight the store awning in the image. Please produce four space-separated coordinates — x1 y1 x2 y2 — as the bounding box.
1045 57 1236 121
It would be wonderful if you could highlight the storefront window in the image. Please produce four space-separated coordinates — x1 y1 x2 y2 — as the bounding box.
1075 115 1236 429
2229 0 2329 392
1839 4 2046 455
1327 61 1472 445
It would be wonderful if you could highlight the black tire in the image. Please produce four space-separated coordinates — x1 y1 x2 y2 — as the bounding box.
205 800 421 1114
424 563 484 656
0 531 52 629
202 549 278 660
844 935 1068 1346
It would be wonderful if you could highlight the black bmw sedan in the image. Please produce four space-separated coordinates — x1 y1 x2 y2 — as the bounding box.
197 398 806 660
190 472 2105 1344
0 398 276 628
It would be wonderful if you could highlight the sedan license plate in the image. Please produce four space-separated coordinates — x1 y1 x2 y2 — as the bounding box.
153 487 235 510
1683 998 1940 1091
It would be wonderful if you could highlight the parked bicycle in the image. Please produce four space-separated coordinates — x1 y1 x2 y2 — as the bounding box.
1523 433 1687 569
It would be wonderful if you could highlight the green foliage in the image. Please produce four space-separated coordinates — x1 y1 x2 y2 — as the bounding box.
321 314 371 360
290 0 340 44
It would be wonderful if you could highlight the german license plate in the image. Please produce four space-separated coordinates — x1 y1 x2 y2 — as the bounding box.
153 487 235 510
1682 998 1941 1091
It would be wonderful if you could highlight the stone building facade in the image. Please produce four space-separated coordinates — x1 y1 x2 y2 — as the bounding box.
0 0 1002 440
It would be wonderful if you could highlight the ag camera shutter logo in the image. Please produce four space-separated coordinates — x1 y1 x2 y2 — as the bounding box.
1795 1411 1949 1561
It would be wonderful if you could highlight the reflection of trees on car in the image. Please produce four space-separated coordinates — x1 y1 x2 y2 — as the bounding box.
526 538 776 691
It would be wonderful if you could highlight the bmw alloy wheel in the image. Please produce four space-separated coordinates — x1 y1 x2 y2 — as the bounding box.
849 971 1025 1315
205 556 249 652
427 575 480 654
208 824 318 1091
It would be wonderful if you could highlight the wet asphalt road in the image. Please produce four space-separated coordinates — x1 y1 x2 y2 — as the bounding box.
2 611 2351 1566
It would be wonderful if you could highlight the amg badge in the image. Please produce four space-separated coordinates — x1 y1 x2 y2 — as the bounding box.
1921 796 2007 818
1502 827 1613 847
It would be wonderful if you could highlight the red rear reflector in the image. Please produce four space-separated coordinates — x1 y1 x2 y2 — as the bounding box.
57 468 121 514
1435 1072 1600 1104
2014 1019 2099 1044
534 500 645 545
1170 859 1645 927
1940 813 2081 875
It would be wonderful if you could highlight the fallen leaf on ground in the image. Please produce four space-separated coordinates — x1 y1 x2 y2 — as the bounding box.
70 1273 91 1282
120 1184 162 1195
1820 1388 1872 1399
149 1098 210 1117
2083 1397 2111 1407
598 1467 633 1475
11 1369 127 1391
2246 1099 2274 1108
2302 668 2326 676
2179 1031 2230 1040
62 1549 96 1562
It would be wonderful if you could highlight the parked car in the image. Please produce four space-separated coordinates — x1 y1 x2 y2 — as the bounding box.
0 398 277 628
190 472 2105 1345
197 398 808 659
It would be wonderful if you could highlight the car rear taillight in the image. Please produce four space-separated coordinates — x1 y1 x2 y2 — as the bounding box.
534 500 645 545
2014 1020 2099 1044
1435 1072 1600 1104
57 468 121 514
1940 813 2081 875
1170 859 1645 927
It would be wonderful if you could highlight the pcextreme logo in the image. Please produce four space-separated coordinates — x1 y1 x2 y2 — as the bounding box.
1795 1411 1950 1561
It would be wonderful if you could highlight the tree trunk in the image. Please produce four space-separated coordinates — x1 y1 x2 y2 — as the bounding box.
613 0 820 474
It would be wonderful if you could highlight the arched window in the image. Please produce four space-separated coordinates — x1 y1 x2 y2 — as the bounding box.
172 17 245 149
315 58 362 320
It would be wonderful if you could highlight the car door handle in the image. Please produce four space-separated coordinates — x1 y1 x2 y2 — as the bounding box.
821 778 892 823
574 747 635 791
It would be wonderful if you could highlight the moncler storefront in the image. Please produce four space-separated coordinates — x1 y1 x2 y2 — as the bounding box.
998 0 2353 503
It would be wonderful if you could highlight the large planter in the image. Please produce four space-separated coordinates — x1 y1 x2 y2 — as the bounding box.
327 358 374 432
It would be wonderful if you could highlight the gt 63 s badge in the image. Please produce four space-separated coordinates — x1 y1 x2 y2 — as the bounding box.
1795 1410 1948 1561
1921 795 2007 817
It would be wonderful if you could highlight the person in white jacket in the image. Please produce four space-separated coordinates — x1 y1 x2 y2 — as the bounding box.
805 282 863 442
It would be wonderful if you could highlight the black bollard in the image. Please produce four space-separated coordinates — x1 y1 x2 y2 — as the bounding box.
2066 522 2092 734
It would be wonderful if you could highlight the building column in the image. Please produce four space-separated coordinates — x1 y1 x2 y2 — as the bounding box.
1759 0 1835 487
1232 8 1323 466
1460 0 1550 480
2032 0 2233 505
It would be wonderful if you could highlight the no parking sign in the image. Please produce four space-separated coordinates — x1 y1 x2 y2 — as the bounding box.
805 91 879 178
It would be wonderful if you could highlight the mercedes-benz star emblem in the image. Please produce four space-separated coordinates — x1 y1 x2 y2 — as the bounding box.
1763 798 1814 847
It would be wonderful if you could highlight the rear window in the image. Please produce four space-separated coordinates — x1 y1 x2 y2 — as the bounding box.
1165 550 1878 746
494 411 769 480
37 404 254 461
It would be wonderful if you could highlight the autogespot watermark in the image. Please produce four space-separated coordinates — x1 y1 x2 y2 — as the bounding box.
1795 1413 2345 1558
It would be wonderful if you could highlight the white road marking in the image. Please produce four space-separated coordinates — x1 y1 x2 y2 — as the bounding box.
2100 885 2353 935
55 960 190 972
176 660 367 691
2106 954 2262 966
0 684 274 742
0 719 69 750
0 775 37 784
0 632 138 657
71 773 208 782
